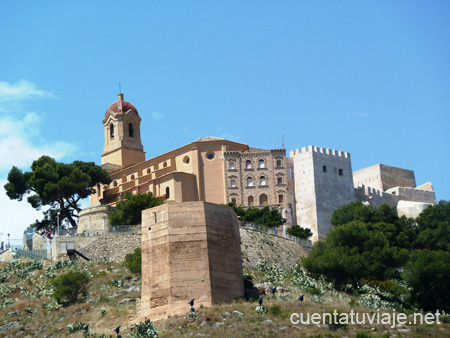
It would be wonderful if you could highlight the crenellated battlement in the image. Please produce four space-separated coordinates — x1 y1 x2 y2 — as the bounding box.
290 145 350 159
355 184 384 198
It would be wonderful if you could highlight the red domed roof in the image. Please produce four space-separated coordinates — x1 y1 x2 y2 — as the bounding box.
105 94 138 118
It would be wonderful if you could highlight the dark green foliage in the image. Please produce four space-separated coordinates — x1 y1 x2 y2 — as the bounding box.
303 221 409 287
125 247 142 274
4 156 111 228
402 249 450 312
129 318 159 338
305 200 450 313
51 270 91 305
287 224 313 239
414 200 450 252
227 203 284 227
109 192 163 226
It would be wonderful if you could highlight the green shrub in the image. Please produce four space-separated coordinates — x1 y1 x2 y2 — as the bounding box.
287 225 313 239
129 318 159 338
125 247 142 274
51 270 91 305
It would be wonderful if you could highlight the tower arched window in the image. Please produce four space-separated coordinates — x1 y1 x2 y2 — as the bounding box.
129 123 134 137
110 123 115 139
246 177 253 187
246 160 252 169
258 159 265 168
165 187 170 199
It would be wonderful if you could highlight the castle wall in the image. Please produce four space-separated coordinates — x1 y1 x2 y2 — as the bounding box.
139 201 244 321
353 164 416 192
385 186 436 204
291 146 356 241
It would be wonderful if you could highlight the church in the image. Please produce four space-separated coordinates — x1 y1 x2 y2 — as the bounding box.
83 93 437 241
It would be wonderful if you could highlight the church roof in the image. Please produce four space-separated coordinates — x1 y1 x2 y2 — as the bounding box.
105 93 138 119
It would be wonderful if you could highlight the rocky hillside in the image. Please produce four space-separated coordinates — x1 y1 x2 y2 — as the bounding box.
1 229 449 337
240 228 307 270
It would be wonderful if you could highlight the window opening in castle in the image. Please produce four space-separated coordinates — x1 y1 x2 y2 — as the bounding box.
290 167 293 178
229 162 235 170
129 123 134 137
323 165 327 173
207 152 215 160
260 176 266 186
276 159 282 167
163 161 167 167
231 198 237 205
259 194 268 206
110 123 114 139
277 177 282 184
165 187 170 199
258 159 265 168
278 194 283 203
339 168 343 176
230 179 236 187
248 196 254 206
246 160 252 169
247 177 253 187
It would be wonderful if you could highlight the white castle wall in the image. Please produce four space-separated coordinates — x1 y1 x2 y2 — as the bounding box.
291 146 356 241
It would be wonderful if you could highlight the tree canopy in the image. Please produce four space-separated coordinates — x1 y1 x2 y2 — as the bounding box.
4 156 111 228
287 224 313 239
303 200 450 312
109 192 164 226
227 204 285 228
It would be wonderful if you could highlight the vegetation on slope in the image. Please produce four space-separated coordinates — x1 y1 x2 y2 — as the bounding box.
304 200 450 313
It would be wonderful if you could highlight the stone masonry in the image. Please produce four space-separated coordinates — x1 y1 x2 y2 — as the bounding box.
138 201 244 321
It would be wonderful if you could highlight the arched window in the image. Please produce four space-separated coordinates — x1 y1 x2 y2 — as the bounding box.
248 196 254 206
259 194 268 206
129 123 134 137
110 123 115 138
246 160 252 169
259 176 266 186
165 187 170 199
246 177 253 187
258 159 265 168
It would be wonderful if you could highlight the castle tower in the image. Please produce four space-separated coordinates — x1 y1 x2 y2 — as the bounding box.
101 93 145 172
291 146 356 241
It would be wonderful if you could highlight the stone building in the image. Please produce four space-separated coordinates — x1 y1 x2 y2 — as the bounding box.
88 94 295 229
138 201 244 321
291 146 356 242
290 147 437 241
84 93 437 241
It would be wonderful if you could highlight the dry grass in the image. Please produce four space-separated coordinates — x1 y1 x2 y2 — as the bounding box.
1 258 449 337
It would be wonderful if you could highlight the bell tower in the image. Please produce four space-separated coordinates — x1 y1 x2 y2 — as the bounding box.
101 93 145 173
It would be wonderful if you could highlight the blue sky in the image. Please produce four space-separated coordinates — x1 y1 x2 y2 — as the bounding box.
1 1 449 240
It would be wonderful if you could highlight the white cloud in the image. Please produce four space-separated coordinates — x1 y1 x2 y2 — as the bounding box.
151 111 164 121
0 79 56 104
0 113 76 173
0 179 43 241
0 80 77 242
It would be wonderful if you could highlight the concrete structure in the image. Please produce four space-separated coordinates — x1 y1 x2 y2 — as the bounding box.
138 201 244 321
291 146 356 241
